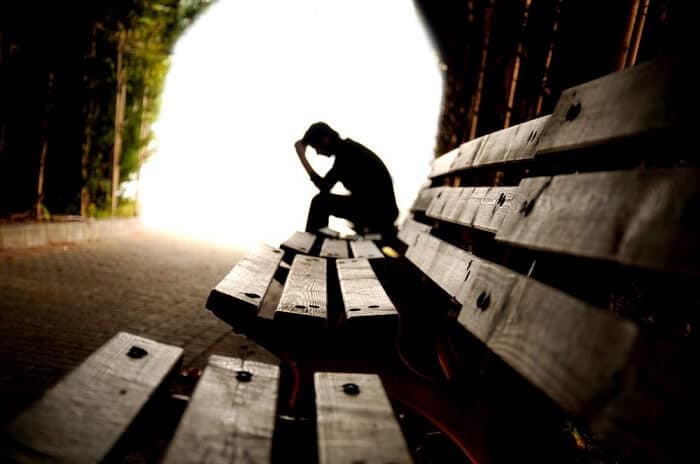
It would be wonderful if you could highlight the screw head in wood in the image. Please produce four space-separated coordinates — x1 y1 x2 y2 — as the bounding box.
127 346 148 359
565 102 582 121
342 383 360 395
236 370 253 382
476 291 491 311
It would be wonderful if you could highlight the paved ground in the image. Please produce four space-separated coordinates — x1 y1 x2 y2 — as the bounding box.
0 229 246 425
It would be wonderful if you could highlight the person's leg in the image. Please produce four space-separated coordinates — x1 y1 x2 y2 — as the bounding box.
305 193 359 232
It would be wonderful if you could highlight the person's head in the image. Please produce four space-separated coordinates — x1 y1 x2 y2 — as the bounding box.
301 122 340 156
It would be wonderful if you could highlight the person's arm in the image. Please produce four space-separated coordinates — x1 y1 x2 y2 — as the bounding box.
294 140 336 192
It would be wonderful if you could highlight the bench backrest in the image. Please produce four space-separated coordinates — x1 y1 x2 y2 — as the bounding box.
400 57 696 462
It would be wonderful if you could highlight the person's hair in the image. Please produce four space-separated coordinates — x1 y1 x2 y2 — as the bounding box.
301 122 339 146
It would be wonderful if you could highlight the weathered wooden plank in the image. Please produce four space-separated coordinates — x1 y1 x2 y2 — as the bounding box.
315 372 412 464
472 187 519 233
206 245 284 318
456 187 489 227
397 217 431 246
280 231 317 255
8 332 183 464
410 187 446 213
450 135 487 172
336 259 397 322
496 168 700 274
406 232 474 300
472 115 550 166
349 239 384 259
426 187 473 224
275 254 327 323
456 258 640 417
320 238 349 259
318 226 341 238
536 59 675 154
162 355 280 464
429 147 459 178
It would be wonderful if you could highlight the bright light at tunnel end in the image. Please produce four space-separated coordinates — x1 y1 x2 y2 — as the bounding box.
140 0 442 250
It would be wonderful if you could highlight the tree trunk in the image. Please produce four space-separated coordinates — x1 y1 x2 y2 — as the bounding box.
134 90 149 216
111 29 128 216
81 29 98 217
36 71 54 221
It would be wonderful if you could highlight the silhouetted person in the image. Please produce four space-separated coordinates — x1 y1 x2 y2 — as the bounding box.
295 122 399 237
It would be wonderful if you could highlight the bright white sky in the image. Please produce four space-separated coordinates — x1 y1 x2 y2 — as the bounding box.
140 0 442 248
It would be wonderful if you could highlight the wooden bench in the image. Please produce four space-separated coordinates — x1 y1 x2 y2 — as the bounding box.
204 57 696 462
4 58 694 463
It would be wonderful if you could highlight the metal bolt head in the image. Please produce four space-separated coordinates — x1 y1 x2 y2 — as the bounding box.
236 370 253 382
127 346 148 359
342 383 360 395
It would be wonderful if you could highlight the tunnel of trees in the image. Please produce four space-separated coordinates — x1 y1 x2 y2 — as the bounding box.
0 0 682 221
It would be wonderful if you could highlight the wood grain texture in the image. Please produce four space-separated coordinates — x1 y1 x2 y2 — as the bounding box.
426 187 473 224
410 187 446 213
472 115 550 166
320 238 349 259
336 259 397 321
456 259 639 417
315 372 412 464
349 239 384 259
206 244 284 317
429 147 459 178
8 332 183 464
472 187 519 233
450 135 487 172
535 59 674 154
162 355 280 464
280 231 317 255
456 187 489 227
406 232 475 300
275 254 327 322
496 168 700 274
397 217 431 246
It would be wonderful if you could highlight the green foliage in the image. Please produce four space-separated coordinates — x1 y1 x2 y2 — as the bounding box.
82 0 214 215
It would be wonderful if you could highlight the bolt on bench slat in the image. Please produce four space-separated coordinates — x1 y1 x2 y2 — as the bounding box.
315 372 412 464
163 355 280 464
349 239 384 259
7 332 183 464
206 244 284 321
274 254 328 326
336 258 398 324
320 238 349 259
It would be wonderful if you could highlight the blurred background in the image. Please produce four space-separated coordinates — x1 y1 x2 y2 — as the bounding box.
0 0 679 248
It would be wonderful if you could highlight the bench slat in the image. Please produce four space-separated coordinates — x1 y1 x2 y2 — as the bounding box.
472 186 519 232
275 254 327 323
163 355 279 464
206 245 284 318
450 135 486 172
426 187 472 224
429 147 459 178
410 187 446 213
336 258 398 322
349 239 384 259
397 218 431 246
473 115 551 167
320 238 349 259
315 372 412 464
536 59 674 154
8 332 183 463
457 258 639 417
496 168 700 274
280 231 317 255
406 232 475 300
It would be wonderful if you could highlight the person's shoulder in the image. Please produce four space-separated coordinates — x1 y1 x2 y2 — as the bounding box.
342 138 377 157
